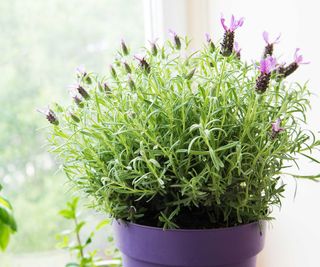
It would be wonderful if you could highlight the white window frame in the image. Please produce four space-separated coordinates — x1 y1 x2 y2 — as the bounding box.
143 0 211 50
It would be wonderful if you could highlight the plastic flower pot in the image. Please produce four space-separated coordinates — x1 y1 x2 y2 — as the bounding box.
113 220 265 267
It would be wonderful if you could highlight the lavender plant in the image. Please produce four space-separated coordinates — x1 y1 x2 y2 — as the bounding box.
44 15 320 229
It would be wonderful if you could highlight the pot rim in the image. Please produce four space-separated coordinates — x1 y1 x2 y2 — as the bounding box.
114 219 264 233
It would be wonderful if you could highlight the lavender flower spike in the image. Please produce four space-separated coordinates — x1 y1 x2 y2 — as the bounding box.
220 14 244 56
148 39 158 56
121 39 129 56
277 48 309 78
37 107 59 126
271 118 285 139
169 30 181 50
262 31 281 58
134 54 151 74
256 56 277 93
73 95 84 108
78 86 90 100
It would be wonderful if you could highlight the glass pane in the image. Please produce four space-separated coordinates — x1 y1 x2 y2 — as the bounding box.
0 0 144 266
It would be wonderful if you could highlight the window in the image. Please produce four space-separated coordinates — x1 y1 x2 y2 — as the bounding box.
0 1 144 266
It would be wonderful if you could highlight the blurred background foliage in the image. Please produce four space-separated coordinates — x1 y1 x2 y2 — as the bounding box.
0 0 143 265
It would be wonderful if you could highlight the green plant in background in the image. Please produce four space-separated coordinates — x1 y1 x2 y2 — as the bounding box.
57 197 102 267
45 15 320 229
0 184 17 251
57 197 121 267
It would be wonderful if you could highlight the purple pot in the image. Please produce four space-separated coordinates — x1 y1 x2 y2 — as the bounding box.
113 220 266 267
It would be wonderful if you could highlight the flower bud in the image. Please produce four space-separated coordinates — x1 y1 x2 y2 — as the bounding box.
150 42 158 56
69 112 80 123
103 82 111 93
73 95 84 108
123 61 132 74
185 68 196 80
205 33 215 53
47 109 59 125
127 74 136 90
37 108 59 125
76 65 92 84
134 55 150 74
121 39 129 56
170 30 181 50
110 64 117 79
77 85 90 100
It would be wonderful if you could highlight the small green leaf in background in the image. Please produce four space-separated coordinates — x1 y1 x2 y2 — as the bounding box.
0 189 17 251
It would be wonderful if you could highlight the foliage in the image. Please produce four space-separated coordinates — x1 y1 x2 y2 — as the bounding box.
47 27 320 229
57 197 121 267
0 184 17 251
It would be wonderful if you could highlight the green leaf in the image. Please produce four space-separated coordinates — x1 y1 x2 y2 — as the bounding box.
75 221 86 233
95 219 110 230
0 222 11 251
0 201 17 231
59 209 75 219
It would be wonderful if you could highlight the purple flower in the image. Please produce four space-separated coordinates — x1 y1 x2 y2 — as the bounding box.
271 118 285 139
220 15 244 57
276 49 309 78
69 83 90 100
294 48 310 65
263 31 281 46
37 107 59 125
262 31 281 58
134 54 150 73
255 56 277 93
169 30 181 50
271 118 284 132
259 56 277 74
220 14 244 32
